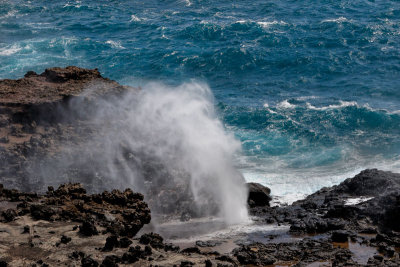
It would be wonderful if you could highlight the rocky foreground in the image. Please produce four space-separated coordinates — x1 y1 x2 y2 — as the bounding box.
0 169 399 266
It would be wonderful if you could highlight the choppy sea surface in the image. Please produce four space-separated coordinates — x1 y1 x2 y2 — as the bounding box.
1 0 400 202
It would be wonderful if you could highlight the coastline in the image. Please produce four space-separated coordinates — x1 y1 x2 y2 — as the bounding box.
0 67 399 266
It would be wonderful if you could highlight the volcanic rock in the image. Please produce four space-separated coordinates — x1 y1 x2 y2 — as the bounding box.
247 182 272 207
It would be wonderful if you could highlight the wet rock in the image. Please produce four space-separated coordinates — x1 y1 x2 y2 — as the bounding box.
331 231 349 242
0 261 7 267
233 243 276 266
79 220 98 236
336 169 400 196
196 240 221 247
180 212 191 222
181 247 201 254
247 183 272 207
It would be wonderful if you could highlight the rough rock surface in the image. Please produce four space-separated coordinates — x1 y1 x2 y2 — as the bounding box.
0 184 242 266
247 182 272 207
0 66 129 105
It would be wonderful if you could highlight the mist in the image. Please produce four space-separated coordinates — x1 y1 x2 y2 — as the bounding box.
31 81 249 225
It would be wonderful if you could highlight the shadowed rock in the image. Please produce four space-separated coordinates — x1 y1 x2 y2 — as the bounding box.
247 182 272 207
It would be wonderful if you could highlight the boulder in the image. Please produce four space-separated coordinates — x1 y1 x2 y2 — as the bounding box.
247 183 272 207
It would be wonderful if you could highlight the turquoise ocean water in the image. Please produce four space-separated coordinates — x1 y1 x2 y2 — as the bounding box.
1 0 399 201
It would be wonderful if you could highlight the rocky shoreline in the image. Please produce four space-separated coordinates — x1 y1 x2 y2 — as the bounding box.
1 67 399 266
0 169 399 266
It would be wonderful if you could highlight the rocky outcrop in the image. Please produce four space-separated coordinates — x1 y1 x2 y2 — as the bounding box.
0 66 129 105
251 169 400 234
247 182 272 207
0 66 136 193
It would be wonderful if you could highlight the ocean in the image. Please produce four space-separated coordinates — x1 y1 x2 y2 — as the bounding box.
1 0 399 203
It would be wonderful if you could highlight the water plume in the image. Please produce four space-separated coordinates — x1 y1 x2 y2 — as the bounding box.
41 81 249 225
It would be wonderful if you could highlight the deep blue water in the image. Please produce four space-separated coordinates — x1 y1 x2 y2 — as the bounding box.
1 0 400 201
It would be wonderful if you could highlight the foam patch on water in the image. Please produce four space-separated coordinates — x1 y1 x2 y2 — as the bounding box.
105 40 125 49
322 17 349 23
0 44 22 56
257 20 288 28
276 99 296 109
130 14 141 22
306 100 358 111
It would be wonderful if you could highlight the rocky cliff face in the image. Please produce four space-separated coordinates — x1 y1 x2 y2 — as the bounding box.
0 66 135 192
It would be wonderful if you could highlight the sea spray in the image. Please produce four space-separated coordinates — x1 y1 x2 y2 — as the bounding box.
46 81 249 225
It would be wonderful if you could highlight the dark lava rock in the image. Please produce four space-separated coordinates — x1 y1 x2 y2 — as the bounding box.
181 247 201 254
180 261 194 267
233 243 276 266
255 169 400 235
121 245 151 264
81 256 99 267
164 243 180 252
119 237 132 248
54 183 86 197
22 225 30 234
60 235 72 244
196 240 221 247
139 232 164 248
103 235 119 251
79 220 98 236
234 239 347 266
336 169 400 196
30 204 56 220
331 231 349 242
100 255 120 267
2 209 17 222
247 182 272 207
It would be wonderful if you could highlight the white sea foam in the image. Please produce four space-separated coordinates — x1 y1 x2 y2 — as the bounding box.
0 44 22 56
322 17 349 23
129 14 141 22
236 20 248 24
257 20 287 28
306 100 357 111
105 40 125 49
276 99 296 109
295 95 319 101
0 10 17 19
183 0 192 7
